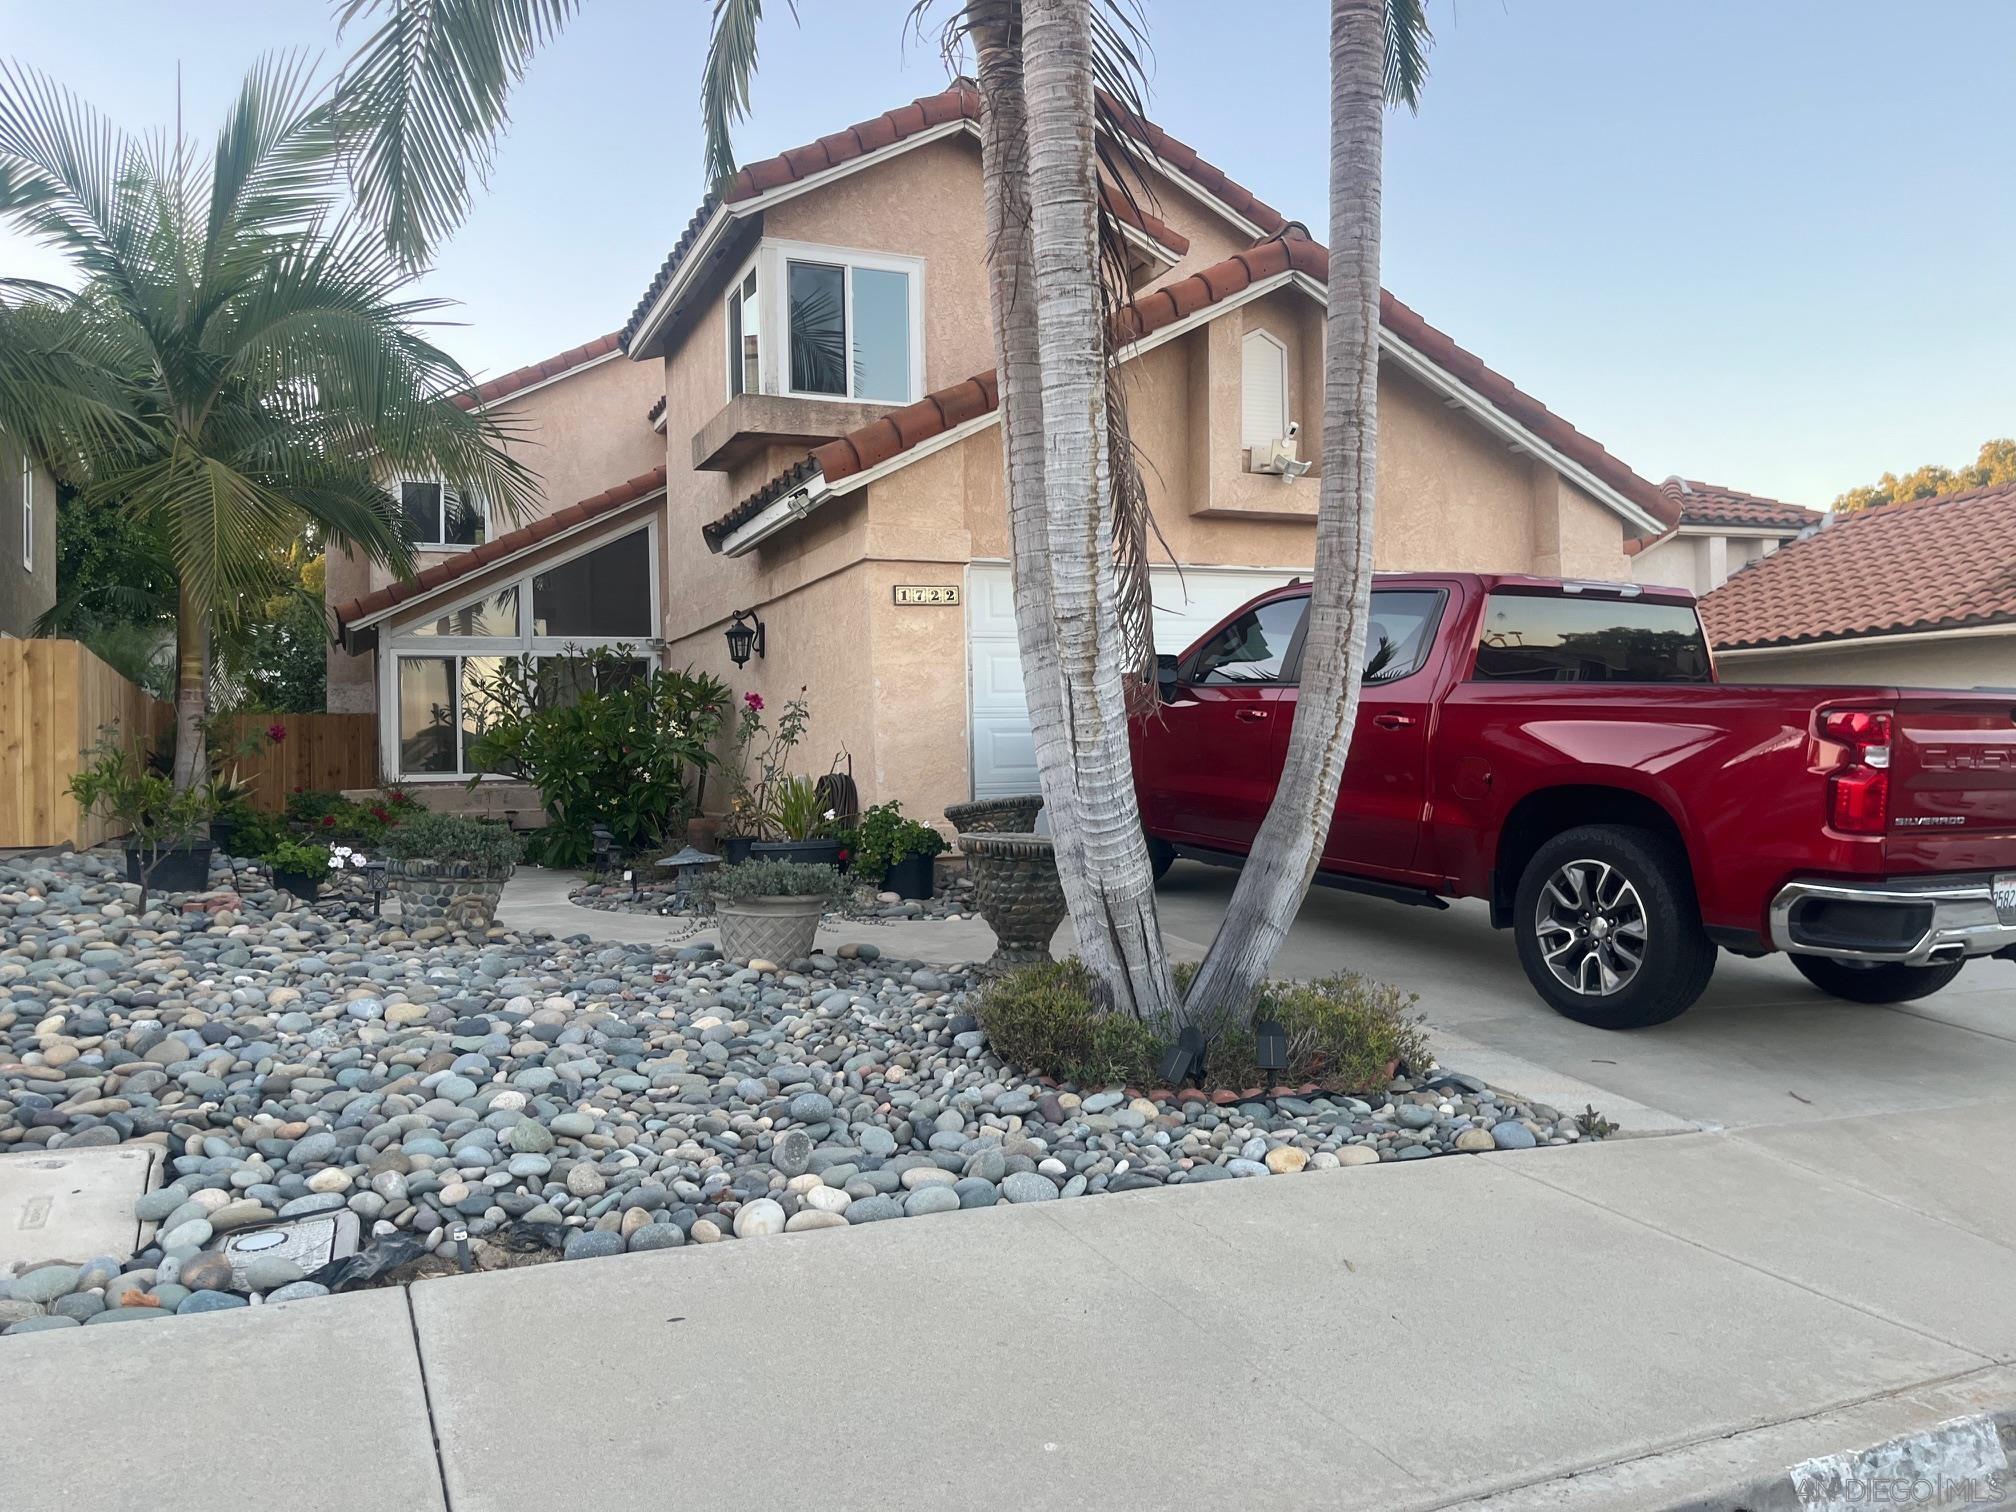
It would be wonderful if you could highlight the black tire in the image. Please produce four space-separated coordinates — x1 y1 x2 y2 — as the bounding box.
1146 836 1177 882
1513 824 1717 1029
1790 954 1966 1004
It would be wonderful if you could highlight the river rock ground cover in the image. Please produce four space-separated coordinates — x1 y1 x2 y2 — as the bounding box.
0 849 1594 1336
570 871 978 923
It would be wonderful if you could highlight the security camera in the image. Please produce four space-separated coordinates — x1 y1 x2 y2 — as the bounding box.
1285 420 1301 440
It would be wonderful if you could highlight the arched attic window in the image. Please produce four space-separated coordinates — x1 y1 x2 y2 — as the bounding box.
1241 328 1289 453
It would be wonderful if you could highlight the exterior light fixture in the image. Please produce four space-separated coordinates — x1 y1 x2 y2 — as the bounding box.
1253 1017 1288 1077
724 608 766 668
591 824 614 873
1159 1025 1207 1087
656 845 722 911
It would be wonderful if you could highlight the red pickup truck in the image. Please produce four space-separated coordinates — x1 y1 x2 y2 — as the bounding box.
1133 573 2016 1028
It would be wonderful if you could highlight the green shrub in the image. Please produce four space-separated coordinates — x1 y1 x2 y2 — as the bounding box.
379 811 520 872
977 959 1428 1093
703 860 841 901
849 800 947 878
463 651 728 867
262 836 330 873
975 960 1163 1088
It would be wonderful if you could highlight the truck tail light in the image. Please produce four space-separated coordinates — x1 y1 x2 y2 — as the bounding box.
1821 707 1892 834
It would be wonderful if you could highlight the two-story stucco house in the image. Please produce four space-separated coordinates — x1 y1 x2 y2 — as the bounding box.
332 83 1684 821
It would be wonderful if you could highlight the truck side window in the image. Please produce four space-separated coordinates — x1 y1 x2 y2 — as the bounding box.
1471 594 1713 683
1191 597 1307 684
1365 589 1445 683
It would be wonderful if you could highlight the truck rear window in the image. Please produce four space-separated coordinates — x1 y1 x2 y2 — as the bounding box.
1471 593 1713 683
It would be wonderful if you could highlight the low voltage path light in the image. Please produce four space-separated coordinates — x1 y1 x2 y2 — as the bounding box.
657 845 723 911
724 608 765 668
1159 1025 1207 1088
1254 1017 1289 1079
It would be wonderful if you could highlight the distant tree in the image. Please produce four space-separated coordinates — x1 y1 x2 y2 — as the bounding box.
1833 438 2016 513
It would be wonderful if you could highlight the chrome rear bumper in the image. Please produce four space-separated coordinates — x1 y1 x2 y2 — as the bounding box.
1770 872 2016 965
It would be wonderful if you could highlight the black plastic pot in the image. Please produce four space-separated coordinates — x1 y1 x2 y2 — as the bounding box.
125 841 213 893
209 817 244 856
273 867 322 901
748 839 844 867
721 835 756 865
882 853 935 900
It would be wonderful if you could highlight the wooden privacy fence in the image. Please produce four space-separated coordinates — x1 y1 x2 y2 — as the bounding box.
0 639 378 848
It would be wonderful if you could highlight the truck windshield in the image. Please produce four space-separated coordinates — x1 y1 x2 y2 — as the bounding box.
1471 594 1713 683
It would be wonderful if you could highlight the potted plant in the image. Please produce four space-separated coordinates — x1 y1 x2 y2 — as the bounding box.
67 736 214 906
263 836 330 900
378 811 520 931
749 773 844 867
717 791 761 865
704 860 840 964
851 801 947 899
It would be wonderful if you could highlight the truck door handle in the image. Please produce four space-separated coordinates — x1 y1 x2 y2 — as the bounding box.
1234 708 1269 724
1373 712 1417 730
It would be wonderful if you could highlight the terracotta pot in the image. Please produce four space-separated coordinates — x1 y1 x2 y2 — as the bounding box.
686 815 721 855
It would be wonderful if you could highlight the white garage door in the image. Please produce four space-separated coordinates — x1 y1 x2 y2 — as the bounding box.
966 560 1306 799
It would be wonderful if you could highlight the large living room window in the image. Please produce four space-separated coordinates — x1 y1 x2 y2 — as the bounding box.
726 241 923 405
398 479 487 548
383 522 661 779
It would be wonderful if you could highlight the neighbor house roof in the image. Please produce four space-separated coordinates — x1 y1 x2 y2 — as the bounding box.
1699 481 2016 650
1659 478 1822 532
622 84 1204 352
451 332 623 411
330 466 669 636
702 232 1680 550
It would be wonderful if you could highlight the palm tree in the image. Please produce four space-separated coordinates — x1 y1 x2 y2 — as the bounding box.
0 53 538 790
1181 0 1430 1018
329 0 1431 1024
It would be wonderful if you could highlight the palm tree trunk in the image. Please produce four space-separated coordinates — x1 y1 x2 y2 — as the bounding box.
1184 0 1386 1017
171 581 209 793
1021 0 1178 1026
972 2 1096 955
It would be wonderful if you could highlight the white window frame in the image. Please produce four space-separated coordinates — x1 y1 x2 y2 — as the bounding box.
724 254 762 402
1241 328 1290 454
19 452 32 573
393 477 490 552
377 515 665 781
721 238 926 406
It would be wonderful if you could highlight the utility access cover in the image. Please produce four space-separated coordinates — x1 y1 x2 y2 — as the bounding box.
0 1145 162 1269
220 1211 361 1287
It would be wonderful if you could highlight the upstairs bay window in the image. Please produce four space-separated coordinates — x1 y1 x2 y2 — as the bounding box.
725 242 923 405
399 479 487 548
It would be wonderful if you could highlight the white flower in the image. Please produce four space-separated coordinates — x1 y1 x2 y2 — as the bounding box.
327 853 344 870
350 852 370 869
823 808 836 821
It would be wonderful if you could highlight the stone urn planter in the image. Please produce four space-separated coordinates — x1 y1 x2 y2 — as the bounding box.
945 795 1044 835
959 829 1067 975
386 858 513 932
715 894 825 965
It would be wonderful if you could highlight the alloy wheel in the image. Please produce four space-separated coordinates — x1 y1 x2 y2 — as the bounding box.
1534 858 1649 997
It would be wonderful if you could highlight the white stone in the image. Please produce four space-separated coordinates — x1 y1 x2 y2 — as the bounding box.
1335 1145 1380 1167
803 1185 851 1214
900 1167 957 1190
785 1210 848 1231
732 1199 785 1238
307 1169 351 1194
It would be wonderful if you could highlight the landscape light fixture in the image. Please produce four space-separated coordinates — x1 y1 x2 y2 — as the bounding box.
1159 1025 1207 1087
724 608 766 668
1253 1017 1288 1077
591 824 614 874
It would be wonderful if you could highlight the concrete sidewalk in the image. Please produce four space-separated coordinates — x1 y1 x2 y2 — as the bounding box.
14 1104 2016 1512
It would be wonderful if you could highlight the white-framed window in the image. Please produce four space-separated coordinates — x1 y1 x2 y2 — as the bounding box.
723 240 924 406
19 452 32 572
1241 328 1289 453
380 519 662 778
397 478 487 549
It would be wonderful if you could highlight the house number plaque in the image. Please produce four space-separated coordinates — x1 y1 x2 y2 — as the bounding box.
893 585 961 606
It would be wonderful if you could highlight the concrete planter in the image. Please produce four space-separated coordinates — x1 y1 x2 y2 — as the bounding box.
958 830 1066 975
386 857 513 932
716 894 826 964
944 795 1044 834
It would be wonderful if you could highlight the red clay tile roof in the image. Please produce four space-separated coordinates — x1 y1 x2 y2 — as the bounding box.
1699 481 2016 650
1660 478 1821 531
331 466 668 633
704 233 1677 546
1099 93 1291 235
451 333 622 411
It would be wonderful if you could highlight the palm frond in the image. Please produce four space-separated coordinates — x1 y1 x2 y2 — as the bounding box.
1383 0 1433 111
701 0 798 192
333 0 580 267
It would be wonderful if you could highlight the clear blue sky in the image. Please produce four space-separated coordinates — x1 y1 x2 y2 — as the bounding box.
4 0 2011 508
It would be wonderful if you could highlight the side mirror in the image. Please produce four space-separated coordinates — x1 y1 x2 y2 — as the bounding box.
1155 654 1182 702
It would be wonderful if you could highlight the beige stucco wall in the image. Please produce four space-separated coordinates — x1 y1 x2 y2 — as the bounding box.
0 438 56 640
326 352 666 712
1715 632 2016 691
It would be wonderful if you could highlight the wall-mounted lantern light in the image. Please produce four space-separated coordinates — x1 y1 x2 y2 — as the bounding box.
725 608 766 668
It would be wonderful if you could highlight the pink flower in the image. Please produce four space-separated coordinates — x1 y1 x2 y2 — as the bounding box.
743 691 764 711
266 723 287 743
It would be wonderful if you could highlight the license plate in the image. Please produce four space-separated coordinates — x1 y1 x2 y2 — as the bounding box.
1996 873 2016 925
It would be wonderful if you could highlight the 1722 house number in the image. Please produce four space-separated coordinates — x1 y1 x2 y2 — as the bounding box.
893 585 960 606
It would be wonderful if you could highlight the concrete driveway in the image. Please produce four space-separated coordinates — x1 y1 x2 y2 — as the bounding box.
1147 860 2016 1133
